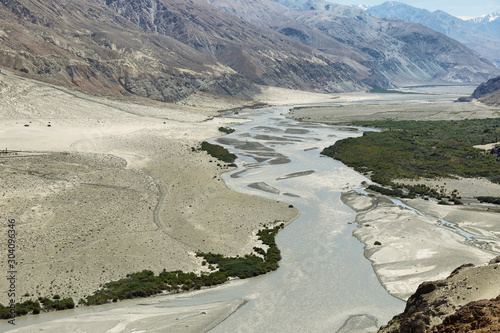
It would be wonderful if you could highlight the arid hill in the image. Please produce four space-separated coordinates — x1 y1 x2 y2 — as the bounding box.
458 76 500 106
378 257 500 333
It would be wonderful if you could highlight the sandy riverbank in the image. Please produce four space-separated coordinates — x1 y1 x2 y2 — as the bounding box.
0 70 299 316
290 87 500 301
341 190 499 300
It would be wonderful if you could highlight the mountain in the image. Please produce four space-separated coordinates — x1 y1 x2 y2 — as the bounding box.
366 2 500 68
466 11 500 40
458 76 500 106
100 0 368 92
0 0 499 104
0 0 257 102
378 257 500 333
267 0 499 85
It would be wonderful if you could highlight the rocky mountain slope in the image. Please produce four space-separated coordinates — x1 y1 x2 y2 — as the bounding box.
99 0 367 92
0 0 499 103
378 257 500 333
266 0 499 85
458 76 500 106
366 2 500 68
0 0 257 102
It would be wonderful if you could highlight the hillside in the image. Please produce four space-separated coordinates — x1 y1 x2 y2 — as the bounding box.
267 0 499 86
458 76 500 106
0 0 499 105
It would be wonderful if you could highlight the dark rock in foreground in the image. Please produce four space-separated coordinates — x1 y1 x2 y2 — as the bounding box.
378 256 500 333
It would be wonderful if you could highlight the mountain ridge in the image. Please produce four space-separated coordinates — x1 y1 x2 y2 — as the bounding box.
0 0 499 104
366 1 500 67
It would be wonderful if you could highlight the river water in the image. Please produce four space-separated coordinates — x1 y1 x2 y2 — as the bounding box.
202 107 405 332
198 107 404 332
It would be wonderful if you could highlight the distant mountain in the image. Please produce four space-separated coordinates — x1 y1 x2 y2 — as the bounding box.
366 2 500 68
466 11 500 39
0 0 499 104
266 0 498 85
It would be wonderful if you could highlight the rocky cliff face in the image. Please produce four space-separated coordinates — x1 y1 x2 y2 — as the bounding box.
458 76 500 106
378 257 500 333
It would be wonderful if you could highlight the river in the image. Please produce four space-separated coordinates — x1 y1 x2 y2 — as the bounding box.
8 86 487 332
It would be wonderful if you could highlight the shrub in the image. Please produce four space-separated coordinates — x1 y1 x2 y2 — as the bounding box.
201 141 236 163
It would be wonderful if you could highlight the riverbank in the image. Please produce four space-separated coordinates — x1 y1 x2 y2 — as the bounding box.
341 190 499 300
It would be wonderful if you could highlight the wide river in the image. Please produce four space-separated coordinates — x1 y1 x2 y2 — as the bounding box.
8 86 481 332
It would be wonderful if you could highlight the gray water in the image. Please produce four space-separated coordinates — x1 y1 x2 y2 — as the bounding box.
202 107 405 332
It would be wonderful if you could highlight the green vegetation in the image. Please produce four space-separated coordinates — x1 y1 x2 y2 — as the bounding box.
477 196 500 205
323 118 500 183
84 223 285 306
0 296 74 319
218 127 235 134
322 118 500 198
201 141 237 163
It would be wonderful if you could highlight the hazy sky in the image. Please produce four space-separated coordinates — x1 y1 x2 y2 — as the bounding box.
329 1 500 18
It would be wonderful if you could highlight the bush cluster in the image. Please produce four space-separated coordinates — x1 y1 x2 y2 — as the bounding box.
201 141 237 163
0 296 74 319
477 196 500 205
218 127 235 134
322 119 500 195
84 223 285 305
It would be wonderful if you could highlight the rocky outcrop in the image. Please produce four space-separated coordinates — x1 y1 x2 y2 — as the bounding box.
430 296 500 333
378 257 500 333
457 76 500 106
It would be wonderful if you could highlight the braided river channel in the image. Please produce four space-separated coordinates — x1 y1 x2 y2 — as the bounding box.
201 106 405 332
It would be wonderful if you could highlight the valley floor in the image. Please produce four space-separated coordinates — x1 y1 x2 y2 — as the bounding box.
1 74 499 332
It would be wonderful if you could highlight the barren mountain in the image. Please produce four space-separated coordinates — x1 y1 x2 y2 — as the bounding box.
0 0 258 102
1 0 499 104
366 2 500 68
467 10 500 40
268 0 499 86
98 0 369 92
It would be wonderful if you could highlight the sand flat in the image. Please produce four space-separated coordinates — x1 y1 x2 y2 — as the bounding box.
0 71 299 308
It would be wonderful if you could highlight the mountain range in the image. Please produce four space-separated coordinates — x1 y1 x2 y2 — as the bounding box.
0 0 499 103
365 2 500 67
